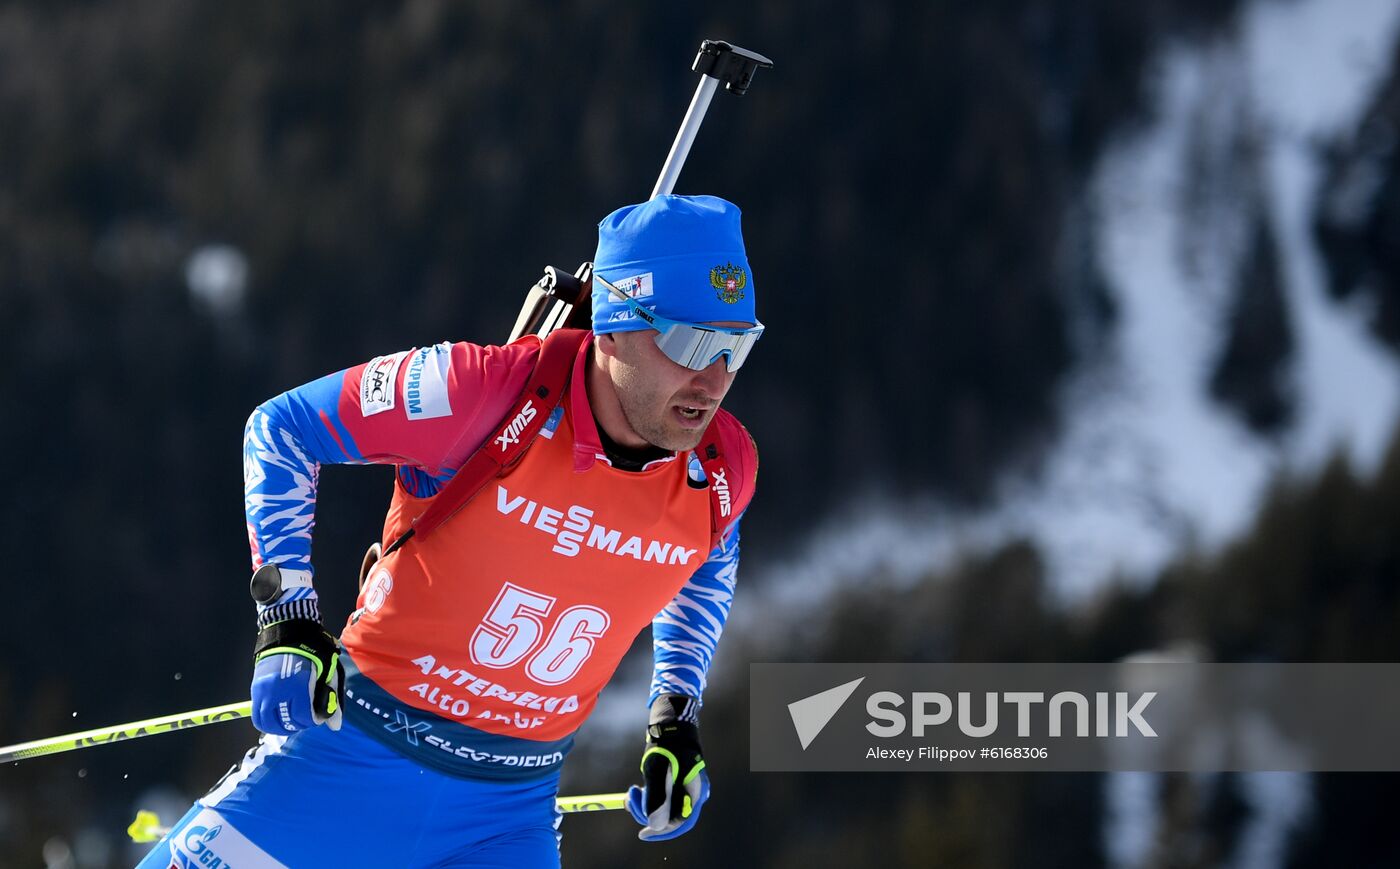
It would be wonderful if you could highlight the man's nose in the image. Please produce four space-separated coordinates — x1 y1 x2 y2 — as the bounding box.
692 356 730 395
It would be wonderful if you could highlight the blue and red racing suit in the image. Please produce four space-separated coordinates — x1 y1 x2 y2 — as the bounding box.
141 334 757 867
243 335 755 775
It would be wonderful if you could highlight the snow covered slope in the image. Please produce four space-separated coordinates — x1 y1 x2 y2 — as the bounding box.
585 0 1400 737
753 0 1400 611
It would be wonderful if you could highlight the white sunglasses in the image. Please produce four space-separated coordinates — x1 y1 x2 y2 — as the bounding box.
594 274 764 372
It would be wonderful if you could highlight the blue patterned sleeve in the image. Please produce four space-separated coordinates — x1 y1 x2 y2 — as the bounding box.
243 370 362 585
648 516 743 711
243 341 536 626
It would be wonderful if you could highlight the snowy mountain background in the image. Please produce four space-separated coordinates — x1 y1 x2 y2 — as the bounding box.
583 0 1400 715
583 2 1400 867
738 0 1400 617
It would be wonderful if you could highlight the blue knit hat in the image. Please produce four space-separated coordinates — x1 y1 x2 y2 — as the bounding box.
591 194 757 334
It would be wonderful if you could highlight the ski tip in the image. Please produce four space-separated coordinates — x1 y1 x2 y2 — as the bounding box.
127 809 167 843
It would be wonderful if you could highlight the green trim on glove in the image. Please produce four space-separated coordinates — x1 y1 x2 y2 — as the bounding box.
641 745 680 780
253 617 343 729
254 646 325 680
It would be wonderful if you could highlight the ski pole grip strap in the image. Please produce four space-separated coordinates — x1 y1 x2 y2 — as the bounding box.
409 329 589 544
253 617 336 663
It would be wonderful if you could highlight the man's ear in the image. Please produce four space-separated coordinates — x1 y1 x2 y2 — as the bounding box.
594 331 621 360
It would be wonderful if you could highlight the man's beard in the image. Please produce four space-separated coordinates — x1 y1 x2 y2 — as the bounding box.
616 385 709 452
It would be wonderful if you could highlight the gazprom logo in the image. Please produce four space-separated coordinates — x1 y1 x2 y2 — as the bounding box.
184 824 220 849
402 344 452 420
405 349 428 415
181 823 232 867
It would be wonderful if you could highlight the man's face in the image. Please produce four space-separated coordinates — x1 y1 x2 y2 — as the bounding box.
602 326 744 451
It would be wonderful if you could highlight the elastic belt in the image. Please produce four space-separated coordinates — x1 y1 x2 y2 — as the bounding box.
340 655 574 782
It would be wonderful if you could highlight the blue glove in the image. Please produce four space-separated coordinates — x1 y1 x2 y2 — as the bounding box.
251 617 343 735
626 695 709 841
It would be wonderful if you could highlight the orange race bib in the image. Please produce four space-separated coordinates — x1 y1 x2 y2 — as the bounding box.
341 400 712 743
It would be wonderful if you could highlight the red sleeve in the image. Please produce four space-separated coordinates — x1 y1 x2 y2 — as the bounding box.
337 337 541 473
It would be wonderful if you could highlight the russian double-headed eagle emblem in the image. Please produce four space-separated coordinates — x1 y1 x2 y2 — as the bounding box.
710 263 747 304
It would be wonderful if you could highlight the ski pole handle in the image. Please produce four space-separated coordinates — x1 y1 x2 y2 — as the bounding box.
0 701 253 764
650 39 773 199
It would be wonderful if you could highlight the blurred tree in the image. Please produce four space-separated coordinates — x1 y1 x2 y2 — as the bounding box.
1210 209 1296 435
1315 34 1400 355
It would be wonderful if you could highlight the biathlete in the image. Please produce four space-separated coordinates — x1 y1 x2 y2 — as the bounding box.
140 194 763 868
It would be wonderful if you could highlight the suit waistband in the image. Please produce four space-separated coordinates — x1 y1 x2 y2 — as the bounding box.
341 654 574 781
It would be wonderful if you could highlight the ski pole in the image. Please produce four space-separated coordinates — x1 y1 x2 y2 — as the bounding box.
6 706 629 818
0 701 253 764
554 792 629 813
129 793 628 842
